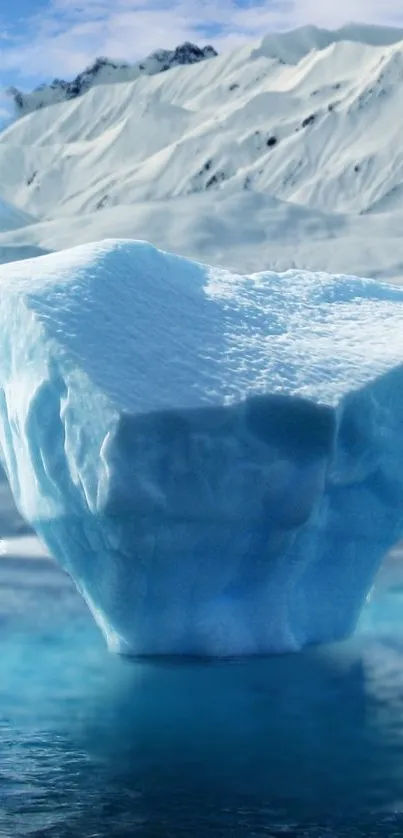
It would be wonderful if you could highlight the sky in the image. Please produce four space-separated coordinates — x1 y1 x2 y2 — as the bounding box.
1 0 403 114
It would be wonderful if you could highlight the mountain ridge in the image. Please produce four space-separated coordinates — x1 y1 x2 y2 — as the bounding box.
6 42 218 117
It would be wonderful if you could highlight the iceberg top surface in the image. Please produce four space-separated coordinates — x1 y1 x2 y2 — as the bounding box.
1 238 403 412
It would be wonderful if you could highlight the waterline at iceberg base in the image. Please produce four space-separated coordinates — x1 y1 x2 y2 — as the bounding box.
0 239 403 656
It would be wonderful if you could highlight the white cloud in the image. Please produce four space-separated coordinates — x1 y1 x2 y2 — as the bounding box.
285 0 403 28
1 0 403 84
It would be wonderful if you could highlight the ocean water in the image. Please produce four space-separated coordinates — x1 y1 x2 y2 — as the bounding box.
2 545 403 837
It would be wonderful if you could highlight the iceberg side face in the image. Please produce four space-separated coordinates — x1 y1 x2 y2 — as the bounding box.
1 239 403 656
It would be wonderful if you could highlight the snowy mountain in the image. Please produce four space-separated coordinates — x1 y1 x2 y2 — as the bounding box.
2 24 403 279
7 43 218 117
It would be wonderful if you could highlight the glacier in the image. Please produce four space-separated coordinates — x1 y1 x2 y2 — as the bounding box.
1 239 403 656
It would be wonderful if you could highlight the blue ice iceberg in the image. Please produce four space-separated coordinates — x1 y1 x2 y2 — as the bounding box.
1 239 403 655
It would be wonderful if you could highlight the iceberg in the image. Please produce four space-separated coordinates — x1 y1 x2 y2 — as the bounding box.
1 239 403 656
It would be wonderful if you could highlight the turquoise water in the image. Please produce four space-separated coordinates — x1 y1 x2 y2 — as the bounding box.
2 553 403 837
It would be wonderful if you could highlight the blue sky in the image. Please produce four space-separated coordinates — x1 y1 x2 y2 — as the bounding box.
1 0 403 113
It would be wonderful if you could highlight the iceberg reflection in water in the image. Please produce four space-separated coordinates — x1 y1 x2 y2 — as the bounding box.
2 547 403 836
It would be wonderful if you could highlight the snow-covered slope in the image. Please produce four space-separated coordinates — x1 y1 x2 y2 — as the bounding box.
1 240 403 655
0 196 34 232
0 196 49 263
2 24 403 277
